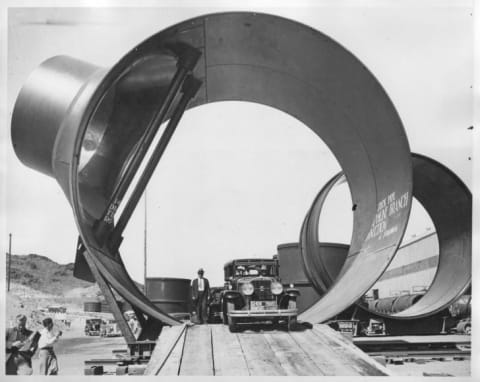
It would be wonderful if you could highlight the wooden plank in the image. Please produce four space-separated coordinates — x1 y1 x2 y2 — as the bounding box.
158 328 186 376
236 332 287 376
179 325 214 375
263 331 323 376
144 324 186 375
290 328 359 375
211 325 249 376
312 325 391 376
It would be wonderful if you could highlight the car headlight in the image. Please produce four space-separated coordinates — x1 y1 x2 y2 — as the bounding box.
271 281 283 295
241 282 254 296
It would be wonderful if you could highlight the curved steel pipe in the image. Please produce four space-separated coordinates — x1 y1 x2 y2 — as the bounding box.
299 173 346 293
299 153 471 320
11 12 412 324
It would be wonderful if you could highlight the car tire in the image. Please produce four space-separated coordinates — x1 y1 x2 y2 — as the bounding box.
464 324 471 335
228 315 239 333
287 316 297 332
221 301 230 325
223 301 234 325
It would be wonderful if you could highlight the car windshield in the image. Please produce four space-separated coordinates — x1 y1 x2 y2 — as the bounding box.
234 263 275 276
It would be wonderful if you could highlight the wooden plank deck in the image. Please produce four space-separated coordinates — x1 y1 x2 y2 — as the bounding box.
145 323 391 376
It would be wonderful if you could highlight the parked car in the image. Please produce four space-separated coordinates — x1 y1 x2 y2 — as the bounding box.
221 258 299 332
84 318 102 336
100 319 122 337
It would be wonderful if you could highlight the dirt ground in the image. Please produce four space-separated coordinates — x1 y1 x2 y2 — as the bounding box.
30 336 127 375
25 314 128 376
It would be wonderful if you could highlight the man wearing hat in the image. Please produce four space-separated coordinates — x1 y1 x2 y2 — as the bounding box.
5 314 39 375
191 268 210 324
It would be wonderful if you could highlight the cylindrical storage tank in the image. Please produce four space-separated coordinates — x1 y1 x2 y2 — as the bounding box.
277 243 311 284
84 301 101 312
392 294 423 313
293 286 322 313
145 278 191 315
96 300 132 313
277 242 348 313
277 243 318 313
100 300 109 313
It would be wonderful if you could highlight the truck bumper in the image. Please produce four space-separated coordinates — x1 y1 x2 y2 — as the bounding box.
228 308 297 318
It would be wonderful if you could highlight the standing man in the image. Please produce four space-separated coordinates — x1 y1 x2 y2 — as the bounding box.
38 317 62 375
5 314 39 375
191 268 210 324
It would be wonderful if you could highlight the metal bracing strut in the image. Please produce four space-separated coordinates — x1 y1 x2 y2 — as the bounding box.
94 45 202 245
78 239 137 344
108 75 203 251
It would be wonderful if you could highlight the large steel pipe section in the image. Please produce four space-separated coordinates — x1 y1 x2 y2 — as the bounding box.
393 154 471 317
277 242 348 313
299 173 347 293
11 12 412 324
300 153 471 320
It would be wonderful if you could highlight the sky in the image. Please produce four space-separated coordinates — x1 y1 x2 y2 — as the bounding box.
1 1 474 289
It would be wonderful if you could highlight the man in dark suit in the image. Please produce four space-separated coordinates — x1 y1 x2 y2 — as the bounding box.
5 314 39 375
191 268 210 324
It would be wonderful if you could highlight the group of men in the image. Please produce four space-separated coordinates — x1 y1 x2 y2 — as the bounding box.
6 314 62 375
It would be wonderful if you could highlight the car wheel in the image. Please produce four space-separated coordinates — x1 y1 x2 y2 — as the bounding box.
221 301 229 325
223 301 234 325
464 324 471 335
228 315 239 333
287 316 297 331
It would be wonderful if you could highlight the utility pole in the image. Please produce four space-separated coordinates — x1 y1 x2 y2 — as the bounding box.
7 233 12 292
143 190 147 294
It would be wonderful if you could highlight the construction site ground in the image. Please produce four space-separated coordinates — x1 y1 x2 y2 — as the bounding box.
10 320 471 376
5 283 470 376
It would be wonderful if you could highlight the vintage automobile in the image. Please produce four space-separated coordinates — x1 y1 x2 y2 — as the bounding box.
84 318 102 336
100 319 122 337
222 258 299 332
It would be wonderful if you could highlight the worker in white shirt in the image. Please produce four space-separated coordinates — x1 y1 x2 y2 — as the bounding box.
128 316 139 338
38 317 62 375
191 268 210 324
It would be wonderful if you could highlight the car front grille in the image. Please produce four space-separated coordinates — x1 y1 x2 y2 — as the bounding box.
251 279 274 300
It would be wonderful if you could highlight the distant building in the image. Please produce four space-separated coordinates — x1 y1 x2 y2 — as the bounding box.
367 232 438 299
277 231 440 308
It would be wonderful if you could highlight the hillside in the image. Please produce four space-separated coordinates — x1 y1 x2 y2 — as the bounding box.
5 254 141 332
7 253 95 296
6 253 143 299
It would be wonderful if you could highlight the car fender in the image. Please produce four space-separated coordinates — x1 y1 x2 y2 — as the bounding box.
286 288 300 297
223 290 243 301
